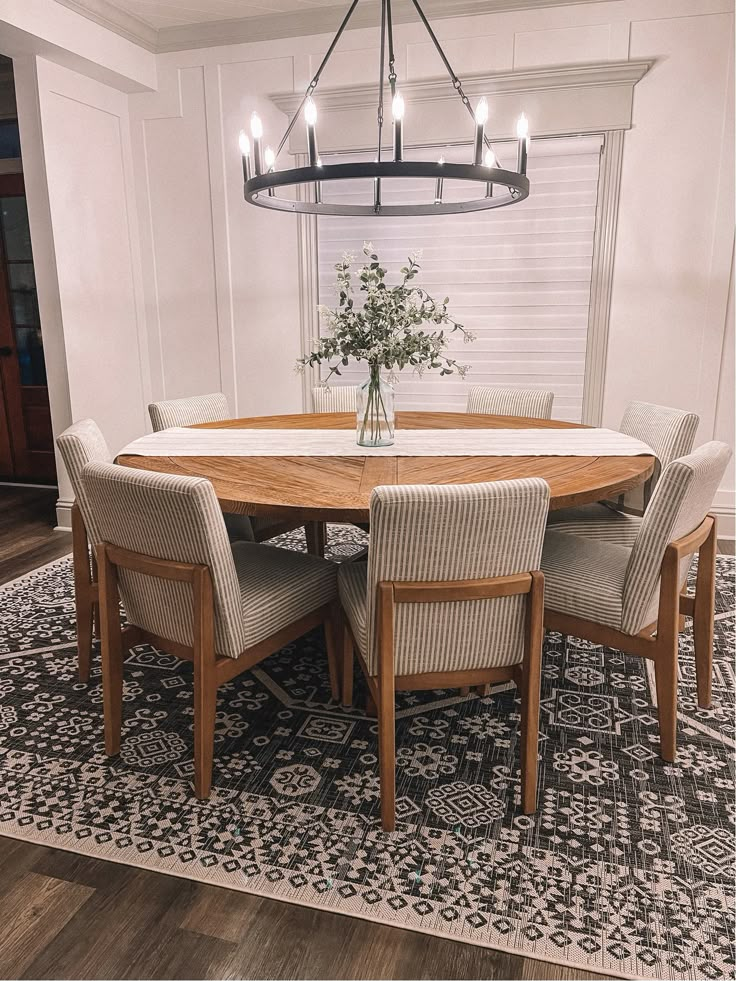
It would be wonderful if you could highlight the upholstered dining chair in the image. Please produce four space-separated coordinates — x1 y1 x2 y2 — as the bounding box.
338 478 550 832
542 441 731 763
81 462 340 799
547 400 700 543
312 385 359 413
147 392 318 553
466 386 554 420
56 419 111 683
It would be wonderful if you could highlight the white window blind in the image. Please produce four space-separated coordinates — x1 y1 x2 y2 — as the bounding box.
316 135 603 422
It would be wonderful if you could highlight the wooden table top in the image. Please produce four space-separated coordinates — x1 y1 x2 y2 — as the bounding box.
117 411 655 523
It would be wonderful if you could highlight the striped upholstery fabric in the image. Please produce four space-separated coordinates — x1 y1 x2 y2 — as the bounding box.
233 542 337 648
148 393 230 431
56 419 112 530
466 386 554 420
81 463 337 658
622 441 731 634
542 442 731 636
547 504 642 547
148 392 255 544
547 400 700 534
338 479 550 676
313 385 359 412
542 531 627 628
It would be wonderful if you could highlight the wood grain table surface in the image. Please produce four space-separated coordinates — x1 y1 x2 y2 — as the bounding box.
117 411 655 523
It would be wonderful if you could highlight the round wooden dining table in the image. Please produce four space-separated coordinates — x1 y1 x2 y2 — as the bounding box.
117 411 655 524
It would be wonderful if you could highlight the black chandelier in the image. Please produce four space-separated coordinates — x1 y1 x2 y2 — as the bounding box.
238 0 531 217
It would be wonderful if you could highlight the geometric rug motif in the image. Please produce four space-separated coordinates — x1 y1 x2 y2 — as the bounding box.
0 528 733 980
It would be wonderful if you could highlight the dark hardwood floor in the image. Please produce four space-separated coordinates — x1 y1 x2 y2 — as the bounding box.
0 485 607 980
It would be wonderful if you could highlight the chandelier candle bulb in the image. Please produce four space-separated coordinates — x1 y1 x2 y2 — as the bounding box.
516 112 529 176
473 97 488 166
485 148 495 197
392 92 405 162
304 97 319 167
250 112 264 175
238 130 252 182
434 156 445 204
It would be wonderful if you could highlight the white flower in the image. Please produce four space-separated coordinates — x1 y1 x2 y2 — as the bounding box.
409 248 424 263
363 241 375 255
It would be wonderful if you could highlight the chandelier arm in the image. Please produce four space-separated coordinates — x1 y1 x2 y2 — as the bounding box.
407 0 506 171
386 0 397 96
376 0 387 163
275 0 363 159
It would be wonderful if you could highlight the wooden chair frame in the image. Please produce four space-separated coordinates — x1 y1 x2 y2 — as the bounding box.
71 503 97 683
96 541 341 799
545 514 717 762
69 506 326 683
341 570 545 832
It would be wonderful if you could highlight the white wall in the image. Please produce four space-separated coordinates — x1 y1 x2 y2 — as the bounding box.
15 57 150 517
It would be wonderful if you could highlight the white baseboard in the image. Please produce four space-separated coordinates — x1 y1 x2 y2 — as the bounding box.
713 488 735 543
55 497 73 532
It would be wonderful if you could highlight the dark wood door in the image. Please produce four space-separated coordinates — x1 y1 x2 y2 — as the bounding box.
0 173 55 483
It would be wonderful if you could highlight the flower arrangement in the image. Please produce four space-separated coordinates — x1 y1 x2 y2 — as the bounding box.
298 243 474 445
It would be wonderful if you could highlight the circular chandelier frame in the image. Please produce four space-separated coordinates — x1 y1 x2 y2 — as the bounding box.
240 0 531 218
245 161 529 216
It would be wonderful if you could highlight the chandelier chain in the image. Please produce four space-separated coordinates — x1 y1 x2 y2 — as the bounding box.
275 0 362 159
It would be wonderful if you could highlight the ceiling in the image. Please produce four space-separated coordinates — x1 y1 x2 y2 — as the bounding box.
55 0 611 52
100 0 355 30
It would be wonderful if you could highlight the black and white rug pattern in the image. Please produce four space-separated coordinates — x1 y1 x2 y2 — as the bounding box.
0 528 733 980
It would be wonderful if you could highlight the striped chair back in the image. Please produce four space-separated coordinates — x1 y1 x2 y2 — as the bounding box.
148 393 230 432
56 419 112 529
81 462 245 659
365 479 550 676
622 441 731 634
620 401 699 497
466 386 554 420
313 385 359 413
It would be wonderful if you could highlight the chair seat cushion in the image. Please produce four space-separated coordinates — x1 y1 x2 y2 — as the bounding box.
547 503 642 547
233 542 337 649
541 531 630 630
337 561 369 657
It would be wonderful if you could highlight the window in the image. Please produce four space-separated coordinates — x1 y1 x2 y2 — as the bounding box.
316 135 603 422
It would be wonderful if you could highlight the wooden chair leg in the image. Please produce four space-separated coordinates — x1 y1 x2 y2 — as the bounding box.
71 505 93 683
520 571 544 814
305 521 326 557
377 583 396 833
693 519 717 709
342 624 354 707
654 656 678 763
654 546 681 763
193 567 217 800
324 603 341 702
97 545 123 756
459 686 471 696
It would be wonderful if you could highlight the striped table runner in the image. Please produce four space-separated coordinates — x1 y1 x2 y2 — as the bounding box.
118 428 655 458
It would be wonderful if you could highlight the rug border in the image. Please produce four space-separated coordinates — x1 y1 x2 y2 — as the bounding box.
0 823 635 981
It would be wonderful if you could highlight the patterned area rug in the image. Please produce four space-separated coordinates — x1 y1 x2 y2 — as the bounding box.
0 527 733 981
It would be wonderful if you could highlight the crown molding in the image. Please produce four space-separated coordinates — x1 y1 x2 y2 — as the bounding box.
270 59 652 155
53 0 158 51
272 59 652 115
54 0 622 54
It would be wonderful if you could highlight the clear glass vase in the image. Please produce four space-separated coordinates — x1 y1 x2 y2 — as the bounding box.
356 364 395 447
